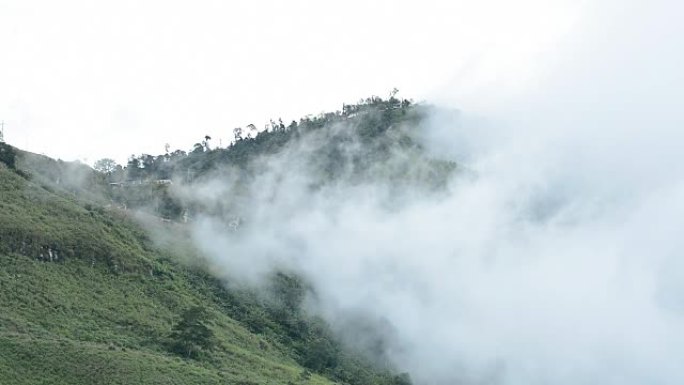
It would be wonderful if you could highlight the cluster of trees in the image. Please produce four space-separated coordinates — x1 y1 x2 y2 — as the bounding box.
228 272 413 385
93 150 188 183
93 93 423 220
93 92 415 183
156 270 413 385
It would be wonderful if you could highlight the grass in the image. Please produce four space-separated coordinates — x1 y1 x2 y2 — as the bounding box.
0 162 339 385
0 96 442 384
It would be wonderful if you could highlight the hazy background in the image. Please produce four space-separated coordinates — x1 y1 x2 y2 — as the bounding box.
169 0 683 384
0 0 581 163
3 1 684 384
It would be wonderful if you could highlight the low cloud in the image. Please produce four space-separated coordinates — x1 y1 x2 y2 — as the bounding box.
177 1 684 384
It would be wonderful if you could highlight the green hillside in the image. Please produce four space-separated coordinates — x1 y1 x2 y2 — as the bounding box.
0 141 409 384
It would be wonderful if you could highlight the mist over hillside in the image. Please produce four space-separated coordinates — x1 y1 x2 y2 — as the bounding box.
179 89 683 385
123 2 684 383
0 99 430 385
6 46 684 383
2 1 683 384
95 65 683 385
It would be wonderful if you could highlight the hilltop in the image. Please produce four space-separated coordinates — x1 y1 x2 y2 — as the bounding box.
0 96 452 385
100 95 456 221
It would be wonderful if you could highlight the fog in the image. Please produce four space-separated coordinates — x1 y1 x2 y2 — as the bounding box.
178 1 684 384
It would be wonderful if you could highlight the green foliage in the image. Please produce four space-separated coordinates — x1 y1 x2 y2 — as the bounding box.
167 306 216 359
14 148 109 203
104 95 454 222
93 158 119 174
0 143 16 169
0 166 152 272
0 161 406 385
0 95 433 385
393 372 413 385
108 182 183 220
111 94 423 186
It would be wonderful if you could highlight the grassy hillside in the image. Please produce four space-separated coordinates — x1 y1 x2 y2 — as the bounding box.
0 156 405 385
0 97 439 384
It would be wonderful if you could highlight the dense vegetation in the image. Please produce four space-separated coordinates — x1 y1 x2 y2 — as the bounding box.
99 95 455 221
0 95 451 385
0 158 412 384
104 95 418 183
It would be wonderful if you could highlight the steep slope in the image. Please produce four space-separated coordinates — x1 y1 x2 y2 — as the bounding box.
0 158 401 385
0 97 446 384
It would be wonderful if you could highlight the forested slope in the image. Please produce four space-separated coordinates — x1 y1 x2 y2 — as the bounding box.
0 138 411 385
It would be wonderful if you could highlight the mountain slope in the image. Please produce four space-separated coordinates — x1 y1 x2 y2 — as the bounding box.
0 158 400 385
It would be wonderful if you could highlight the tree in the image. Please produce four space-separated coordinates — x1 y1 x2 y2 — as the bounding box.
202 135 212 151
191 143 204 154
392 373 413 385
93 158 118 174
168 306 215 359
247 124 257 139
0 143 16 169
170 149 187 159
233 127 243 142
141 154 157 176
126 155 143 181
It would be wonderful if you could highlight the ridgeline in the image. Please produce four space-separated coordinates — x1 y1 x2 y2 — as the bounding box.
0 96 452 384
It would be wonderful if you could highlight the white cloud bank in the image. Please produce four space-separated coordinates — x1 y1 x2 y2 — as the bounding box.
181 0 684 384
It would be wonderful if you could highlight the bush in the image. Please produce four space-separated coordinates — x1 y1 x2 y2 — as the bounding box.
167 306 216 359
0 143 16 169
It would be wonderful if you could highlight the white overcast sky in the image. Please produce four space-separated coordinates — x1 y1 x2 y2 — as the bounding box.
1 0 586 164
